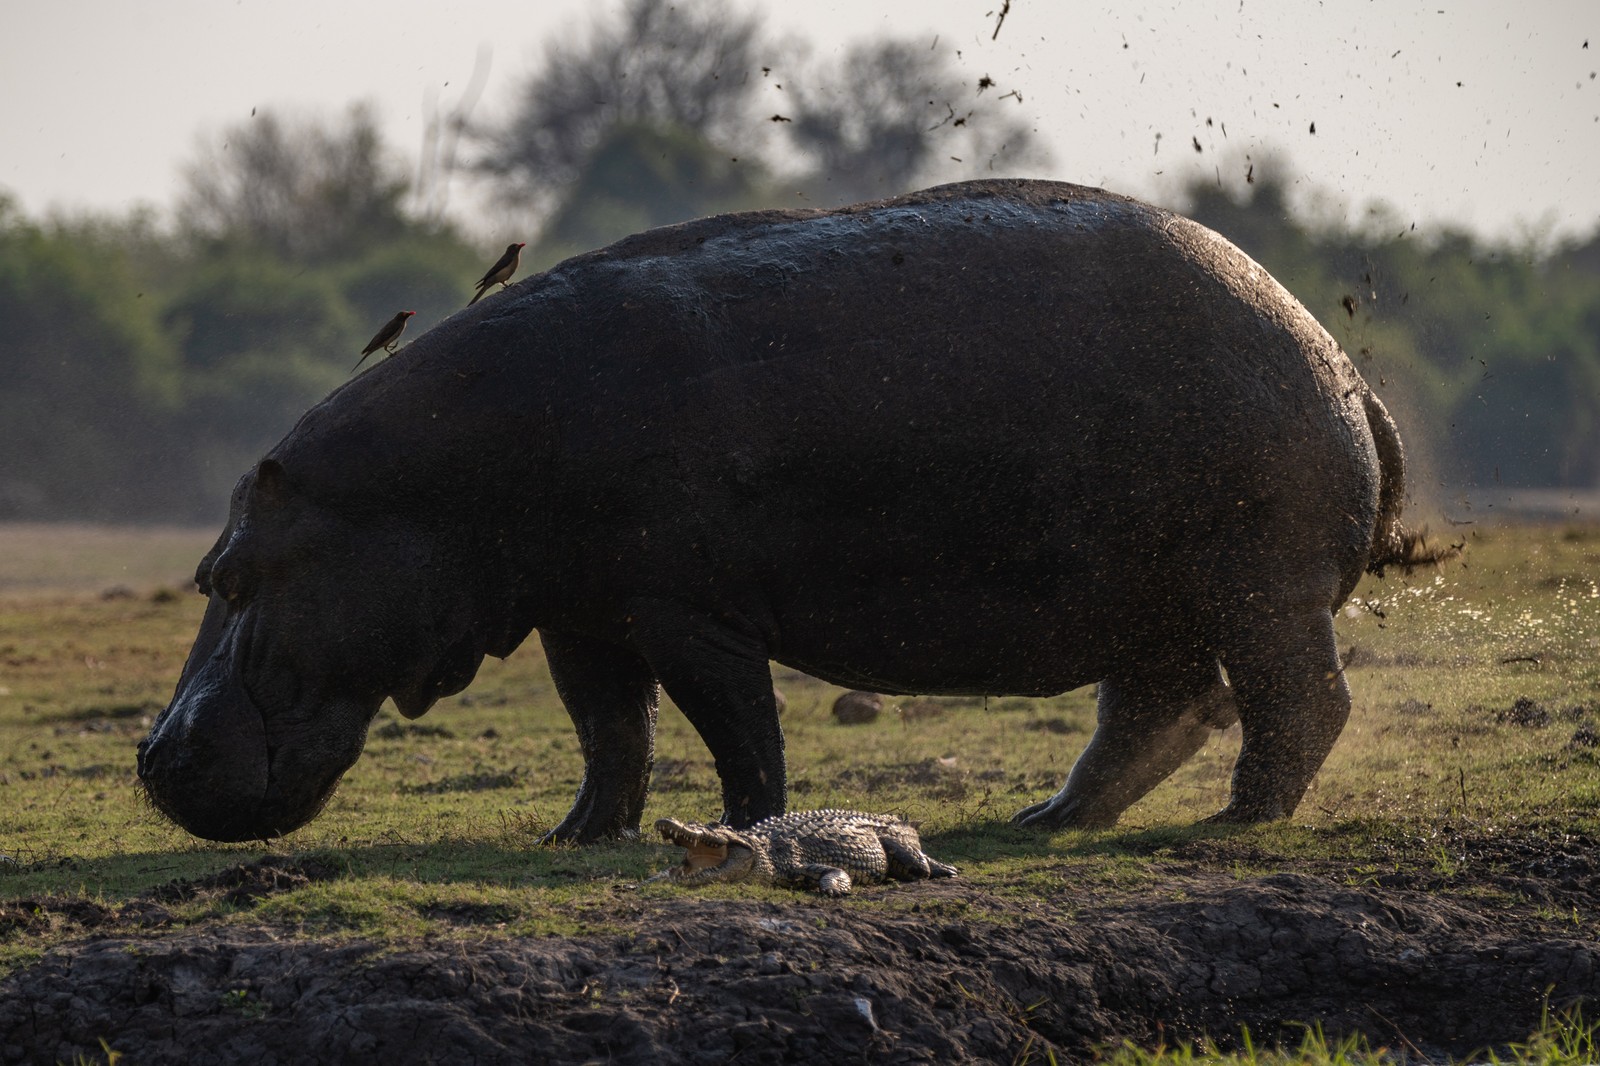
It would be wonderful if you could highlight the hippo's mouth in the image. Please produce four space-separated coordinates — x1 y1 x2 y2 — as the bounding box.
139 607 372 843
232 612 372 836
249 695 371 839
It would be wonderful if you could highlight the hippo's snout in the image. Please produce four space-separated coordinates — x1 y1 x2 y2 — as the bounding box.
139 663 276 842
140 645 374 843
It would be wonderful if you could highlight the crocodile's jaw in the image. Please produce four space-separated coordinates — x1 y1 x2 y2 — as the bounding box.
685 841 730 871
671 842 758 885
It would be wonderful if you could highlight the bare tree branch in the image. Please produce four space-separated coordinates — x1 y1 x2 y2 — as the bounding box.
477 0 768 214
779 39 1048 205
181 104 412 262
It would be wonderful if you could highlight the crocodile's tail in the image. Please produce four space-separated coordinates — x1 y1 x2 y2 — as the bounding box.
1361 385 1458 577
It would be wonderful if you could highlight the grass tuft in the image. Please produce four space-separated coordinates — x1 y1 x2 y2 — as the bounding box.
1101 1008 1598 1065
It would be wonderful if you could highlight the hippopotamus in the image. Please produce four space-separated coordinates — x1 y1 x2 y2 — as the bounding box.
138 178 1439 844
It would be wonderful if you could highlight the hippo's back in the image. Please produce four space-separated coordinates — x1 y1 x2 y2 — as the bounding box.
373 181 1382 694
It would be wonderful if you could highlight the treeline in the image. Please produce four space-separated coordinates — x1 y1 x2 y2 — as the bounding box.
0 0 1036 523
1 0 1596 523
0 167 489 521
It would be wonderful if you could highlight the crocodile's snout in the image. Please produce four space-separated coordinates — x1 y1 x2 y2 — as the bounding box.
656 817 758 884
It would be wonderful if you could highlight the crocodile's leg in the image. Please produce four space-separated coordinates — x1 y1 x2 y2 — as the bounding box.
881 836 958 881
787 864 853 896
538 629 660 843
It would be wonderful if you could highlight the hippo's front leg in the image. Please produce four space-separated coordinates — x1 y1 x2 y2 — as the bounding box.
626 599 786 828
538 630 660 843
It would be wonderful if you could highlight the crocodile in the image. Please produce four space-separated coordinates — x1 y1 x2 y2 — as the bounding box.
654 809 957 896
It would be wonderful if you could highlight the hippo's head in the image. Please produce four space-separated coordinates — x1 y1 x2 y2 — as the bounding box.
138 458 505 841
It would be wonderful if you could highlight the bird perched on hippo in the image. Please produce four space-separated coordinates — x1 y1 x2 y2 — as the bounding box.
351 310 415 372
138 178 1446 845
468 241 524 305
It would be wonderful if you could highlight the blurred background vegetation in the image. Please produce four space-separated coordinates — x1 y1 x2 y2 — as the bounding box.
1 0 1595 524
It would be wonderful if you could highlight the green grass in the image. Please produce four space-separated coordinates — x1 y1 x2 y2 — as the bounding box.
1099 1007 1599 1066
2 522 1599 964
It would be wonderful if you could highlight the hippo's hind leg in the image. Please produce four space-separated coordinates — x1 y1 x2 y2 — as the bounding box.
539 630 661 844
626 599 787 828
1014 654 1237 829
1207 605 1348 823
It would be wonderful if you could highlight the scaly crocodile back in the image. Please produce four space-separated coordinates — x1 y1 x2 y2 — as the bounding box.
656 809 956 895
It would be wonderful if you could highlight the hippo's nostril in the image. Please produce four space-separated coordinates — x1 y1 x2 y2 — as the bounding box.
136 736 155 778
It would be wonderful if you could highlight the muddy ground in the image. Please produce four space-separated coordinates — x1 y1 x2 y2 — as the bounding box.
3 832 1598 1065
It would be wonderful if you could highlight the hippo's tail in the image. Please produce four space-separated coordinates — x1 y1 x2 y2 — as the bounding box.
1361 386 1458 577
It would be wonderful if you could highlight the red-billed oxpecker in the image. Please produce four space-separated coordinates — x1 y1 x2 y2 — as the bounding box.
351 310 416 372
468 242 526 306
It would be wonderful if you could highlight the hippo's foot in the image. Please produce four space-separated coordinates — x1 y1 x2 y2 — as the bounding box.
1011 793 1120 830
1211 606 1350 829
539 790 644 845
628 600 787 832
537 629 659 846
1016 661 1232 831
540 822 640 846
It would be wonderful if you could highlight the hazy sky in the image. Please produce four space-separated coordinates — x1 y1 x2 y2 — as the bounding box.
3 0 1596 244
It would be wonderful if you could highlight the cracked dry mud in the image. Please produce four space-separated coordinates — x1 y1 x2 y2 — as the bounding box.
3 836 1599 1064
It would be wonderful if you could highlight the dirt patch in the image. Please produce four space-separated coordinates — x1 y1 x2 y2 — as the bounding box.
40 702 162 724
830 757 970 799
148 855 342 907
0 897 114 940
4 840 1600 1064
1480 697 1595 730
399 768 528 795
414 901 522 926
369 721 456 740
1496 697 1555 728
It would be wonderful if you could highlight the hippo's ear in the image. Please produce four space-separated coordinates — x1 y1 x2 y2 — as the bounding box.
251 459 291 508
